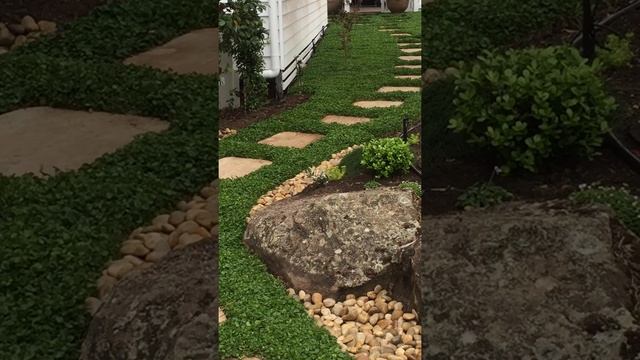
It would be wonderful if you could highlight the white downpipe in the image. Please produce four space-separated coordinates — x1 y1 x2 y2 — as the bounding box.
263 0 282 79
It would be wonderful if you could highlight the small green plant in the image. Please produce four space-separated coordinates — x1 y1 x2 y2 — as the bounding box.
325 166 347 181
457 182 514 208
570 185 640 236
364 180 381 190
219 0 268 111
399 181 422 197
407 133 420 146
361 138 414 178
596 33 635 69
337 9 359 58
449 46 616 173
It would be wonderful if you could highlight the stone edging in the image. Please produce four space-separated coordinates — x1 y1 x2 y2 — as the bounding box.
288 286 422 360
85 180 219 315
0 16 57 54
248 145 361 219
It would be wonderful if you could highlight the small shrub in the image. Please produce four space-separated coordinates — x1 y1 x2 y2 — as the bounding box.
449 46 616 173
597 33 635 69
399 181 422 197
457 183 514 208
407 133 420 146
361 138 414 178
570 185 640 236
364 180 381 190
325 166 346 181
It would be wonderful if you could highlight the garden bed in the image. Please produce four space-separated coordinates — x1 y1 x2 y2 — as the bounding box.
422 1 640 357
423 1 640 216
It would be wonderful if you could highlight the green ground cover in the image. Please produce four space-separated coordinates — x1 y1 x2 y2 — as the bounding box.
218 13 421 359
0 1 217 358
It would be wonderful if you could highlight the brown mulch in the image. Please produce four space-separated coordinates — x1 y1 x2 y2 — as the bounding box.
219 94 310 131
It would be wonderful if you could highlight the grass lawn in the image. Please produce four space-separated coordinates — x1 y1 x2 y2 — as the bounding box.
0 1 217 358
218 13 421 359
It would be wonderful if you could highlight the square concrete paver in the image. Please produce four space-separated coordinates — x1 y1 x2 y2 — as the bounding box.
353 100 403 109
395 75 421 80
400 48 421 53
399 56 421 61
390 33 412 37
377 86 421 93
258 131 323 148
219 157 272 179
396 65 421 69
397 43 420 47
0 107 168 176
124 28 218 75
322 115 371 125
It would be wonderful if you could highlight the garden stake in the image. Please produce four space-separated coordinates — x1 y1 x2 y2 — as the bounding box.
582 0 596 61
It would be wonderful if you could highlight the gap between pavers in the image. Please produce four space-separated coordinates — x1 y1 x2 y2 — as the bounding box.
219 157 272 179
257 131 324 149
394 75 421 80
123 28 218 75
0 106 168 176
322 115 371 125
399 56 421 61
377 86 421 93
353 100 403 109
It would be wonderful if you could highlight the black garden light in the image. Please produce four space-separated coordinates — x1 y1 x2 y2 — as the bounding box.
581 0 597 61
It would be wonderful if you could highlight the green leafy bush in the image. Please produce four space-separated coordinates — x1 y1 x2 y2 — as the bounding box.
457 183 514 208
597 33 635 69
361 138 414 178
399 181 422 197
570 185 640 236
422 0 579 68
449 46 616 172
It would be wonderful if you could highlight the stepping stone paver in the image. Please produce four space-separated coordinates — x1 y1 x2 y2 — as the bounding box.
395 65 421 69
377 86 421 93
321 115 371 125
219 157 272 179
353 100 403 109
399 56 421 61
395 75 421 80
258 131 323 149
0 106 168 176
400 48 421 53
379 29 399 32
123 28 218 75
219 308 227 324
390 33 412 37
397 43 420 47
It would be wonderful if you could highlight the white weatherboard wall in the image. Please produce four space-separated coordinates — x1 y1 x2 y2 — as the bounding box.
219 0 327 109
261 0 328 90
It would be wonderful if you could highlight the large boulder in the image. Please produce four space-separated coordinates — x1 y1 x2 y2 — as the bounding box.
244 188 421 302
80 238 217 360
421 201 640 359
